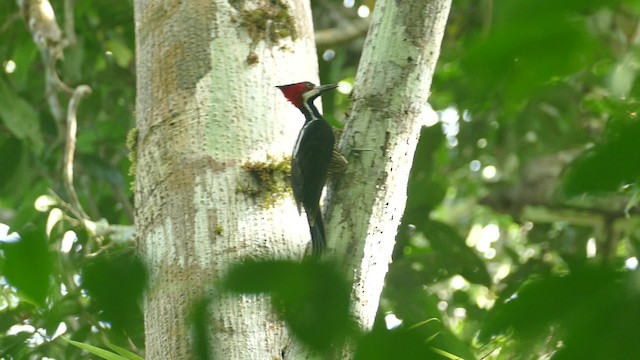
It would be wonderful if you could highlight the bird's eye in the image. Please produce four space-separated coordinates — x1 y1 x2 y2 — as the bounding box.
305 82 314 89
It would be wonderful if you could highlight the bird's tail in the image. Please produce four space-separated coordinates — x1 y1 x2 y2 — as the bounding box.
309 210 326 257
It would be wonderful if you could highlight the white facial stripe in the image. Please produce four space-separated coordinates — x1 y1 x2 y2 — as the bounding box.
302 88 321 101
293 120 317 157
302 101 320 122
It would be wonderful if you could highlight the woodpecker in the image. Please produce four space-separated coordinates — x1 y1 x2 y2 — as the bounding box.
277 81 337 257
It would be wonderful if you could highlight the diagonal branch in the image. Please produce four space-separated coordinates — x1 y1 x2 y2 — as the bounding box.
315 18 370 48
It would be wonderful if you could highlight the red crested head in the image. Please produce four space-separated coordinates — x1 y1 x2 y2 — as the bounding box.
277 81 315 109
277 81 337 110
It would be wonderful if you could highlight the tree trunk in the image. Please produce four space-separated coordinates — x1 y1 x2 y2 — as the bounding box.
325 0 452 331
133 0 319 358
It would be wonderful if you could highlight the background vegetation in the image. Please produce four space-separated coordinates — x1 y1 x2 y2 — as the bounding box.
1 0 639 358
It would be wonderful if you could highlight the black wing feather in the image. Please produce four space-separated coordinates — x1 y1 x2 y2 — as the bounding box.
291 119 335 256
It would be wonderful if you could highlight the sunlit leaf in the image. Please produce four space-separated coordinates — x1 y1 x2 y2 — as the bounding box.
105 39 133 68
45 208 64 237
59 337 130 360
103 336 144 360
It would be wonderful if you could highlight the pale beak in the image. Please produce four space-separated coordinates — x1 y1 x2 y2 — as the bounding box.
314 83 338 94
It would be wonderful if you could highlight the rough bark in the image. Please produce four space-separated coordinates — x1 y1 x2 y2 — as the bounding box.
325 0 452 331
134 0 319 358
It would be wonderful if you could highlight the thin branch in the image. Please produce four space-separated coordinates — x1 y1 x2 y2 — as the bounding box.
47 190 85 226
21 0 92 223
44 67 65 130
0 12 20 33
63 85 92 220
48 56 75 94
19 0 71 127
482 0 493 36
114 185 135 223
64 0 77 46
315 18 370 48
19 0 134 244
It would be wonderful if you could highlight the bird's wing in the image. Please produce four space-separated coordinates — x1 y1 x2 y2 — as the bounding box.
291 120 335 222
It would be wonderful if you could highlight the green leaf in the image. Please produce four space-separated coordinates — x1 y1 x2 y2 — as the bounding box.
0 136 27 194
105 39 133 68
82 249 147 332
480 266 640 358
354 327 437 360
406 126 448 213
103 337 144 360
0 78 44 153
420 220 492 287
562 117 640 195
431 347 464 360
190 296 213 360
59 337 131 360
8 40 39 91
460 0 607 103
223 259 354 352
1 225 52 306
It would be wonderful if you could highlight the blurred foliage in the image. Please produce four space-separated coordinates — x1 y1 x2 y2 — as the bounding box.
562 115 640 195
381 0 640 358
479 266 640 359
354 324 444 360
1 222 52 306
190 297 213 360
60 336 144 360
223 259 354 353
0 0 139 358
1 0 640 358
81 249 146 338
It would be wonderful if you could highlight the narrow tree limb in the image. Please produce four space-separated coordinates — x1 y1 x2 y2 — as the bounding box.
315 18 370 48
63 85 92 220
64 0 77 46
